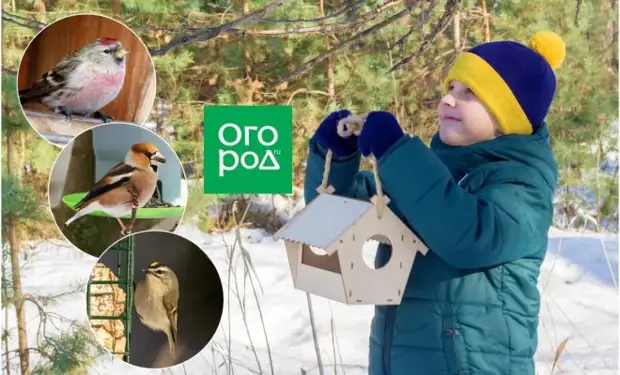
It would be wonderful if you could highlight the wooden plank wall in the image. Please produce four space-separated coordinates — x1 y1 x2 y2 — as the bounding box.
17 14 157 142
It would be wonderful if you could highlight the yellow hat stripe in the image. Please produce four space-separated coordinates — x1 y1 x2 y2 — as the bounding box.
442 52 532 135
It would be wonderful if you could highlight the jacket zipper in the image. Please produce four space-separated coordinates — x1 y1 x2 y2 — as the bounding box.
382 306 396 374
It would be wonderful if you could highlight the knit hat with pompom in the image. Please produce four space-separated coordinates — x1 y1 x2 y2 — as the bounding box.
443 30 566 135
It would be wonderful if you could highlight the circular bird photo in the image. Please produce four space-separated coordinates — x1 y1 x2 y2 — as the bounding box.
86 231 224 369
16 13 156 147
48 122 187 257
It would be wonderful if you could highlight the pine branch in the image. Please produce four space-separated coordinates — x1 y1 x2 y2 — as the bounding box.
574 0 584 26
148 0 290 56
238 1 401 35
2 2 397 49
1 10 43 31
271 1 410 87
387 0 461 73
1 10 45 28
136 0 369 28
260 0 368 23
391 0 437 53
134 2 401 36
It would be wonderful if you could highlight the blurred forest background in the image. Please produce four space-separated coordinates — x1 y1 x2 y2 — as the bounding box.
1 0 618 373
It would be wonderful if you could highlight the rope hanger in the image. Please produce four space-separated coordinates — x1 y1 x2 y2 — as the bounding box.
316 114 388 219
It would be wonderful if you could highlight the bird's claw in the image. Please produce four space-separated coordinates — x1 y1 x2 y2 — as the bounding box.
56 106 73 124
93 111 114 123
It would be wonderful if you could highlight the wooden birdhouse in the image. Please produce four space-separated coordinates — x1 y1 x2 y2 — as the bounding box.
274 113 429 305
273 192 428 305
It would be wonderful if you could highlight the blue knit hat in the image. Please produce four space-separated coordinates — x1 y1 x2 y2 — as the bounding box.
443 31 566 135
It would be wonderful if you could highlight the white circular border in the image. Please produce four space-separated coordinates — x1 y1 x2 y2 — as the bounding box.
46 121 189 258
14 11 158 149
83 228 225 371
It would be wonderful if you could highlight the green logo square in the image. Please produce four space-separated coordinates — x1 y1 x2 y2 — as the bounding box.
203 105 293 194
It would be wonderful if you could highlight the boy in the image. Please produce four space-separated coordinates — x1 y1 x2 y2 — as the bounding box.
303 31 565 374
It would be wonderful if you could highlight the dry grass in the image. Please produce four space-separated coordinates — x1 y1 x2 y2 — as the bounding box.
208 198 286 235
207 195 349 375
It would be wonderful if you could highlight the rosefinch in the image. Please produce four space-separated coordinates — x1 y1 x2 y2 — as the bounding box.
64 142 166 235
19 37 128 123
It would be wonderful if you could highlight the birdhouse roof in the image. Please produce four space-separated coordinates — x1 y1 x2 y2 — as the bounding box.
274 193 376 251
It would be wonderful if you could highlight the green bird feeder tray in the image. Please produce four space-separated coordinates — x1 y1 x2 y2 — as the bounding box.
62 192 184 219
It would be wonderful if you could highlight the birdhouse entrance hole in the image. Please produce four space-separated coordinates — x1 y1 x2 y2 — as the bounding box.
301 245 341 274
362 234 392 270
308 245 328 256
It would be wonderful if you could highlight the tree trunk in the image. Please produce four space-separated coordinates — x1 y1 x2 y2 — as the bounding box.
243 0 251 78
604 0 617 66
112 0 121 14
17 133 25 183
241 0 255 104
2 254 10 375
453 7 461 51
387 42 400 122
481 0 491 42
320 0 335 99
35 0 45 13
6 135 30 375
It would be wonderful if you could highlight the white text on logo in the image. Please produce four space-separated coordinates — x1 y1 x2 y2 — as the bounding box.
218 123 281 177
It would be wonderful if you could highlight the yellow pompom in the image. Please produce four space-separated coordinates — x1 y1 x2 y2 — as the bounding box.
528 30 566 69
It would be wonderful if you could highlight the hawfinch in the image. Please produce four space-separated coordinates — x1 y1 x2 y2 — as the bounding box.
64 142 166 235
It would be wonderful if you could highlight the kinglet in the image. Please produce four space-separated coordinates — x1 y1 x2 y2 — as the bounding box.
133 261 179 358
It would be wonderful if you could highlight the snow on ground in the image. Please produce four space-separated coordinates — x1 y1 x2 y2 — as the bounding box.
4 224 618 374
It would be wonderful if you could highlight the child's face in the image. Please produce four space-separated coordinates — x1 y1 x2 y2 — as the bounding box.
437 80 500 146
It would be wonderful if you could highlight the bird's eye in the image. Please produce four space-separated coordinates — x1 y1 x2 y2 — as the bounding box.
104 49 111 54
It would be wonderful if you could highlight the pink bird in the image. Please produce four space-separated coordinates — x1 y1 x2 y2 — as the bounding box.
19 37 128 123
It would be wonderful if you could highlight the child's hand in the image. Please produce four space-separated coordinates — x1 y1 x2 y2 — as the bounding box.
359 111 405 159
314 109 360 157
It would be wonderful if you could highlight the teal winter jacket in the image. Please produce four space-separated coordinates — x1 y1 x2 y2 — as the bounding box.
303 124 559 375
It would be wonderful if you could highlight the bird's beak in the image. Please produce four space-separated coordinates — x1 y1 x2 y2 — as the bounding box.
114 48 128 59
113 47 128 63
151 151 166 164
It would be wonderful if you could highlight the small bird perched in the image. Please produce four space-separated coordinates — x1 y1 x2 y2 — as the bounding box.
133 261 179 359
64 142 166 235
19 37 128 123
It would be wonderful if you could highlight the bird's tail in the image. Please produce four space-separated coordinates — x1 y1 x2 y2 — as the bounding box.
18 88 40 104
65 202 98 227
166 327 176 359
